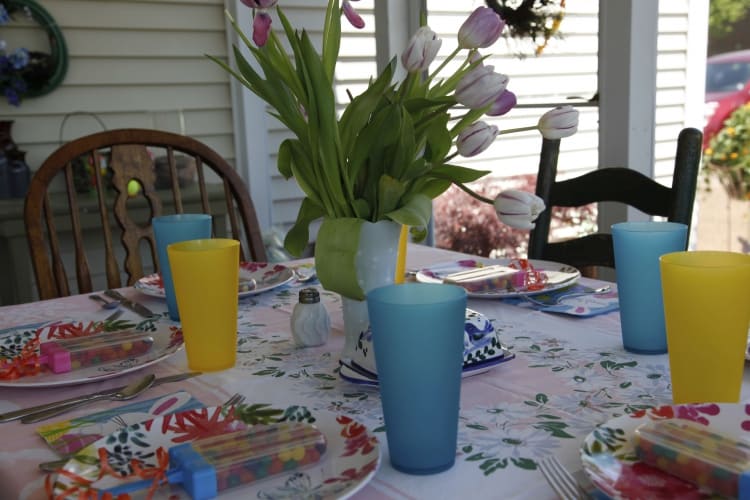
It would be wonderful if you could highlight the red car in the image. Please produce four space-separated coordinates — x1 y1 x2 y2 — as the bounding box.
703 49 750 148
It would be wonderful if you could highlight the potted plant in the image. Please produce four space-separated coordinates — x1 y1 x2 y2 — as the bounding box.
211 0 578 357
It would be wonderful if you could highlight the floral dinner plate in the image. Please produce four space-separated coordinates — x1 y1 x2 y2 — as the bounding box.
338 347 516 387
134 262 295 299
54 404 381 499
580 403 750 499
0 318 183 388
415 258 581 298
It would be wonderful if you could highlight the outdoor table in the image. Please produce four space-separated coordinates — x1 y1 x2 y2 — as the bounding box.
1 244 747 499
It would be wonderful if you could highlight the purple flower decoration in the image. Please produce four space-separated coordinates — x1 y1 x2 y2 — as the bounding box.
0 5 10 25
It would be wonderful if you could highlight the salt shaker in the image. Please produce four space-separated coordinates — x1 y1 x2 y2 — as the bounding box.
291 287 330 347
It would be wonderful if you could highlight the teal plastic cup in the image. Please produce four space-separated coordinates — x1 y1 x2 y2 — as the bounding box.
153 214 212 321
367 283 467 475
611 221 688 354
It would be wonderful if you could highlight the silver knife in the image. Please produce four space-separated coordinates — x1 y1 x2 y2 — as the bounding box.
104 289 157 318
0 372 201 423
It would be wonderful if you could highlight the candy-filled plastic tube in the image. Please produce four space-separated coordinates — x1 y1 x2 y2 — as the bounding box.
634 419 750 499
39 331 154 373
104 422 327 499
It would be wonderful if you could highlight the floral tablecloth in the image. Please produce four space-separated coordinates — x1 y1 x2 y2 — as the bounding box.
1 245 749 499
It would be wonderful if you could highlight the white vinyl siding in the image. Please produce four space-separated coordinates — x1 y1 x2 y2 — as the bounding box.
5 0 235 174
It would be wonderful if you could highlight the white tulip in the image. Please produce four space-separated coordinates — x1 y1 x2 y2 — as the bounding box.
493 190 546 229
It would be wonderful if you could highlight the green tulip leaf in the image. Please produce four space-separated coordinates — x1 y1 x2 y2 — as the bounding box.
315 218 366 300
284 198 325 257
409 225 428 243
277 139 295 179
413 177 453 199
377 175 406 218
352 198 372 219
431 164 491 183
385 194 432 227
400 157 430 182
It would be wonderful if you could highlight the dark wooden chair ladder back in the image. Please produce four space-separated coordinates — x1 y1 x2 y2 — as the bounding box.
528 127 703 277
25 128 267 300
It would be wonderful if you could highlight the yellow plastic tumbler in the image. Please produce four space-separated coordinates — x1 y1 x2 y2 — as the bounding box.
660 251 750 404
168 238 240 371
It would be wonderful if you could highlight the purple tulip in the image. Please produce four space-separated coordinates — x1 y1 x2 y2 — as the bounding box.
240 0 278 8
455 65 508 109
401 26 442 73
538 105 579 139
457 121 499 157
343 0 365 29
239 0 278 46
252 11 273 46
487 90 517 117
458 7 505 49
493 190 546 230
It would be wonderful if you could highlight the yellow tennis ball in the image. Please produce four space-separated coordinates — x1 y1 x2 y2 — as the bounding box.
127 180 141 197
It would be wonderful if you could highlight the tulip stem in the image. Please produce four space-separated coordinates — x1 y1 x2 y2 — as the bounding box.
429 47 461 83
498 125 538 135
455 182 494 205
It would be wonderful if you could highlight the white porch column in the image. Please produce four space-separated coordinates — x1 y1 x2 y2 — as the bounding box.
373 0 424 76
597 0 659 226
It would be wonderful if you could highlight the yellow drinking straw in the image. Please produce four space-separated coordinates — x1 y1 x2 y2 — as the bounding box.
395 225 408 284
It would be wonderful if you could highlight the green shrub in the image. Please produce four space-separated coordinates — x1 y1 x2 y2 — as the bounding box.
433 174 597 258
703 102 750 199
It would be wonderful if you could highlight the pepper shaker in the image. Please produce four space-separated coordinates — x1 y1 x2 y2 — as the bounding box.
291 287 330 347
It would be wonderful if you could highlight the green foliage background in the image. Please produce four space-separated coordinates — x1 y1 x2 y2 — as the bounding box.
709 0 750 38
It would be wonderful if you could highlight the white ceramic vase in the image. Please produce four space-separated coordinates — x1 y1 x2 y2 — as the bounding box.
339 220 401 361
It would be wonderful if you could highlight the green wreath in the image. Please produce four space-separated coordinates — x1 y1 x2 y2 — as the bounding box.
3 0 68 97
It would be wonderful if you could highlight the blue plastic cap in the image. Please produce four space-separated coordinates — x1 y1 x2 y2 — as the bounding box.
740 470 750 500
169 443 217 500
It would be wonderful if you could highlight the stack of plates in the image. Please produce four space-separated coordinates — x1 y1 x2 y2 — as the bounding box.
338 307 515 387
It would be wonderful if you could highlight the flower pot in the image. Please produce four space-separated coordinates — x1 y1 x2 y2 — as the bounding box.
316 219 401 360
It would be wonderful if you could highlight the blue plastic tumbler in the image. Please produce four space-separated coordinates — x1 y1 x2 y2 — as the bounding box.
367 283 467 475
612 221 688 354
153 214 212 321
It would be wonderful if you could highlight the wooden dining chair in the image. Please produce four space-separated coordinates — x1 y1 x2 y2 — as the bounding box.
527 127 703 277
25 128 267 300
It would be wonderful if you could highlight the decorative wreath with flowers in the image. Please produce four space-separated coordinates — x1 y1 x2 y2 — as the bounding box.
0 0 68 106
485 0 566 56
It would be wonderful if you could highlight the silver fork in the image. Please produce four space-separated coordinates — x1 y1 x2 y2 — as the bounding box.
538 455 586 500
223 393 245 407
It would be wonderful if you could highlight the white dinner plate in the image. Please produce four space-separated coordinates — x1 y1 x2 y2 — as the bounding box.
54 404 381 499
0 318 183 388
580 403 750 499
134 262 295 299
338 347 516 387
415 258 581 298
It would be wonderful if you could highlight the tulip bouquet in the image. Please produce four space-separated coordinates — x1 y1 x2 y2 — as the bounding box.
212 0 578 299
